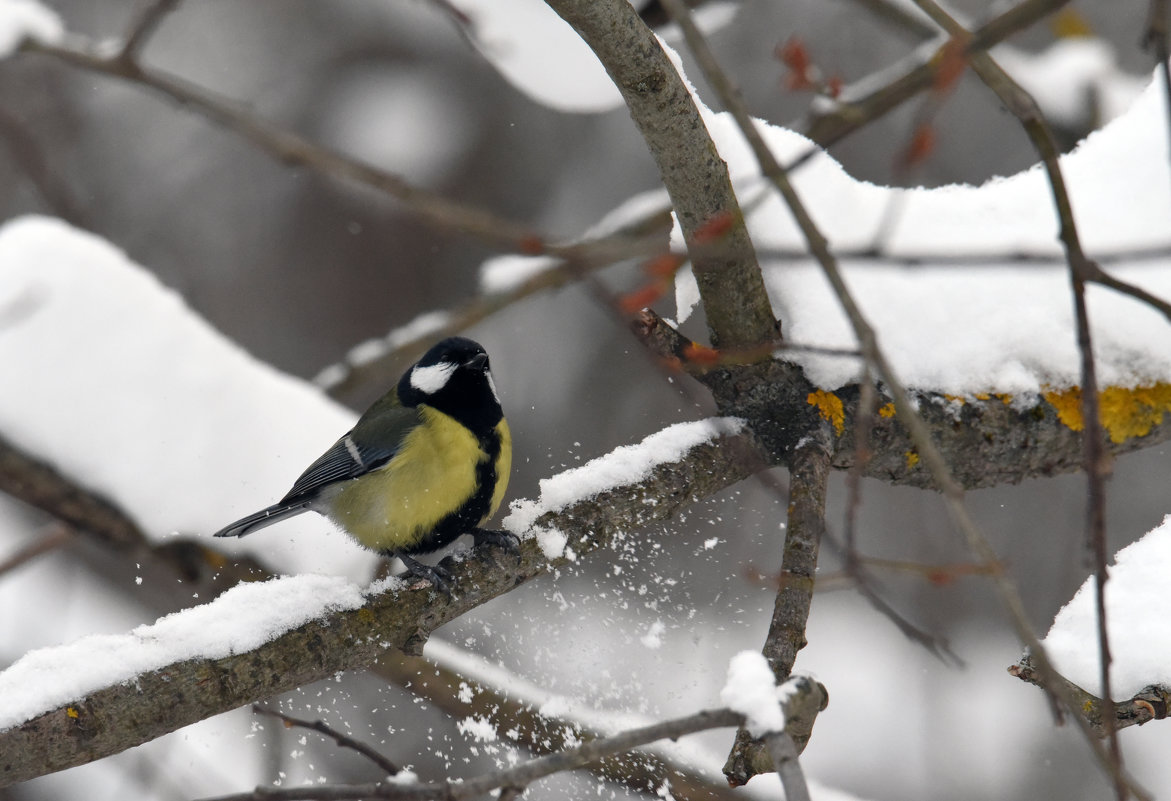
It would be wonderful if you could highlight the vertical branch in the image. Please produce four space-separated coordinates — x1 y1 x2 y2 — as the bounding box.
904 2 1123 792
661 1 1147 795
1144 0 1171 166
723 430 832 785
543 0 778 350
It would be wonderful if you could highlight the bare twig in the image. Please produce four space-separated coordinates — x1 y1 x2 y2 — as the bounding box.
801 0 1074 148
1010 655 1171 736
0 107 89 227
0 524 72 577
319 215 673 400
904 2 1126 792
723 431 832 784
764 732 811 801
200 708 745 801
251 706 401 778
1143 0 1171 166
372 647 751 801
19 38 545 254
117 0 183 63
660 1 1147 794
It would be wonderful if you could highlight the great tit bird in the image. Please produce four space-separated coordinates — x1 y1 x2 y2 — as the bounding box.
214 337 512 590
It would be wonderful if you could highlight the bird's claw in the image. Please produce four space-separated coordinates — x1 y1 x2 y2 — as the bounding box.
397 553 455 597
473 528 521 563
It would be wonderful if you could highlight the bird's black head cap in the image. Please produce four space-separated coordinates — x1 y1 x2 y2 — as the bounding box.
397 337 503 435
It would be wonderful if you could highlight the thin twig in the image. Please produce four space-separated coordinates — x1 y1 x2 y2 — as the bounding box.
118 0 183 62
371 647 751 801
1143 0 1171 166
251 706 401 778
764 732 811 801
0 524 72 576
19 38 544 253
199 708 745 801
660 1 1147 795
801 0 1074 148
905 2 1127 793
0 107 89 227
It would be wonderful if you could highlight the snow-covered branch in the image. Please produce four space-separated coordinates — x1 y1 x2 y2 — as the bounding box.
0 420 765 787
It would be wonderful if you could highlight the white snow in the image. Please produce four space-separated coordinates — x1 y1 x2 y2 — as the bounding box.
0 216 376 580
1044 515 1171 699
660 67 1171 395
640 619 666 649
534 526 570 560
319 310 452 388
503 417 745 534
993 39 1147 128
456 715 498 742
720 651 784 737
446 0 621 113
479 254 559 295
0 0 61 57
0 574 366 731
765 262 1171 393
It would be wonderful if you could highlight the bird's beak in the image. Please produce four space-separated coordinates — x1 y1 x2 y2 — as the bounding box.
466 353 488 371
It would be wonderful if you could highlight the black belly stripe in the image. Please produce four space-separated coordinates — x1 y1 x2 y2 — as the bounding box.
401 427 501 555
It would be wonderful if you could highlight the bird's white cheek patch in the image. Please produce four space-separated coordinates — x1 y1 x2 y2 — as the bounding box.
410 362 457 393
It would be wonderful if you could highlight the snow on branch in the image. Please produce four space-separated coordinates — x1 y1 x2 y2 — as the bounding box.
0 0 59 58
0 417 765 786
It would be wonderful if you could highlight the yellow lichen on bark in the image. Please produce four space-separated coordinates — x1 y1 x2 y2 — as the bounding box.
1043 383 1171 443
807 390 845 435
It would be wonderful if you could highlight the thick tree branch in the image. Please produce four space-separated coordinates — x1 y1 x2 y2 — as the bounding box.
0 428 765 787
543 0 778 350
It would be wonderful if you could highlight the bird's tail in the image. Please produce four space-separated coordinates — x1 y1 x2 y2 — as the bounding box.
212 501 311 539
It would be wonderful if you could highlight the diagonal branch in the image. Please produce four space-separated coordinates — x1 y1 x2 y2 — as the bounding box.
0 427 765 787
18 38 543 254
202 708 745 801
903 1 1128 790
373 646 752 801
657 1 1149 795
117 0 183 63
251 705 401 778
801 0 1074 148
543 0 778 350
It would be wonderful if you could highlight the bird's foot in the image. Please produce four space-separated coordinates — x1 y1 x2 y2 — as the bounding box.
472 528 521 562
396 553 455 597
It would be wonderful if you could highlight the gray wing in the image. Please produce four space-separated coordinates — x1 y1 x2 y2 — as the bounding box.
280 404 418 503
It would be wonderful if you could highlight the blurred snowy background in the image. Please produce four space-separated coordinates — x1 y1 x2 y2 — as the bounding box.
1 0 1169 799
